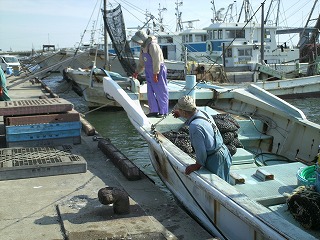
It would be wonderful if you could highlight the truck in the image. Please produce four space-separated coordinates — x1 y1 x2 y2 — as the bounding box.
0 55 21 74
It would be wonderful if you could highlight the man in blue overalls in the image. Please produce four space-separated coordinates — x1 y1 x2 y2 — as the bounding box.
172 95 232 182
132 30 168 118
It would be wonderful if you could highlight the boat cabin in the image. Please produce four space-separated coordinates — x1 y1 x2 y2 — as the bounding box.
204 22 299 69
157 29 208 62
157 32 182 61
179 29 207 62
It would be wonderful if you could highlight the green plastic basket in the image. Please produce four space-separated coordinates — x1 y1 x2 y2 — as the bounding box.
296 165 316 186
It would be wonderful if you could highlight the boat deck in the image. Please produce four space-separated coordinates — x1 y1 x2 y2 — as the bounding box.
148 106 313 225
231 161 306 206
269 203 320 238
133 80 227 102
150 113 307 208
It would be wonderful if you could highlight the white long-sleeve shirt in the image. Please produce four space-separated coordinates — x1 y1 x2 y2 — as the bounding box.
136 37 164 74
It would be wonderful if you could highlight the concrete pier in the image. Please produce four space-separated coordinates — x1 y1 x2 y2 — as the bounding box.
0 73 214 240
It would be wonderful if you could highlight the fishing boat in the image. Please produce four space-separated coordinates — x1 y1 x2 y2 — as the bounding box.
64 67 139 108
252 74 320 98
66 0 320 109
102 75 320 239
218 73 320 99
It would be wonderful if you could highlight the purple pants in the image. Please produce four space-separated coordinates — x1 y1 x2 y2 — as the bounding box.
143 52 169 115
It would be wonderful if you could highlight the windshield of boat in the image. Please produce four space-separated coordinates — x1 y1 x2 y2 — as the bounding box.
3 56 19 63
108 71 128 81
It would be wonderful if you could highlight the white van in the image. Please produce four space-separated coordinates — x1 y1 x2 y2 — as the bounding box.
0 55 21 73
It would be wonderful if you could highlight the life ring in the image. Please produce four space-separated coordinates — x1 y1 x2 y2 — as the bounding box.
206 41 213 54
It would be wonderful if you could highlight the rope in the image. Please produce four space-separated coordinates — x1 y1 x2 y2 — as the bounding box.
254 152 294 166
83 103 112 116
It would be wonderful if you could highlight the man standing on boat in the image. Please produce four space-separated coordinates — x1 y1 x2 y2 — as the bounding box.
173 95 232 182
131 30 169 118
0 66 11 101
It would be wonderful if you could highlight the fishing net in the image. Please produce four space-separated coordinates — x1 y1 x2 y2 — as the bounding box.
163 114 242 157
212 114 240 133
212 114 243 156
287 186 320 229
162 130 193 154
103 4 136 77
221 132 235 144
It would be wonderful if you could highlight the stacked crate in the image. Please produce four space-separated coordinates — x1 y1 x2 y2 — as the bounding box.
0 99 81 147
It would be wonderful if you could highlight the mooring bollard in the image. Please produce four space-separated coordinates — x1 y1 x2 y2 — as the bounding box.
98 187 130 214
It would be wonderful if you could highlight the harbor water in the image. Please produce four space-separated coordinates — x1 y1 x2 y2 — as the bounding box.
43 76 167 192
43 75 320 194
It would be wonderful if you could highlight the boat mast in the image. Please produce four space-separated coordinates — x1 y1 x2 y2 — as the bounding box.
298 0 319 48
238 0 251 23
260 2 265 64
103 0 109 70
158 3 167 32
175 0 183 31
265 0 280 26
210 0 217 23
223 2 237 23
90 21 96 47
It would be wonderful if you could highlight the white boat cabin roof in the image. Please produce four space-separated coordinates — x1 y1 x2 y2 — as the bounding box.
179 29 207 35
203 22 278 31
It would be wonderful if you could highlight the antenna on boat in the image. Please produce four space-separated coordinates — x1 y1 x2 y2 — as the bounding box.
175 0 183 31
181 19 199 29
210 1 217 23
223 2 237 23
144 9 153 34
158 3 167 32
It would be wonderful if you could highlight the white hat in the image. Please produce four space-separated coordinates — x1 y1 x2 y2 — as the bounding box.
131 30 148 44
174 95 196 111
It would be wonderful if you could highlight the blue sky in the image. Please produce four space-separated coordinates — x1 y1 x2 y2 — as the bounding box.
0 0 317 52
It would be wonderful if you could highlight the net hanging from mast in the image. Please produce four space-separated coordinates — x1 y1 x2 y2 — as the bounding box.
103 4 136 77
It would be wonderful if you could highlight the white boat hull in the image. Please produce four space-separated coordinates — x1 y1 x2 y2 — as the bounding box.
103 77 320 239
253 75 320 98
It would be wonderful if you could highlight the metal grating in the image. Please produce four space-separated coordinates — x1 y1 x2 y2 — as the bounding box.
3 99 68 107
1 145 82 167
5 109 80 126
0 145 86 180
0 98 73 116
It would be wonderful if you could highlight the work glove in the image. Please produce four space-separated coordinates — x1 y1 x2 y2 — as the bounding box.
172 109 180 118
185 163 202 175
153 74 158 83
132 72 138 79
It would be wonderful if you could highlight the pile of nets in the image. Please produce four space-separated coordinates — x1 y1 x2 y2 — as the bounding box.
163 126 195 158
163 114 242 156
287 185 320 229
212 114 243 156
